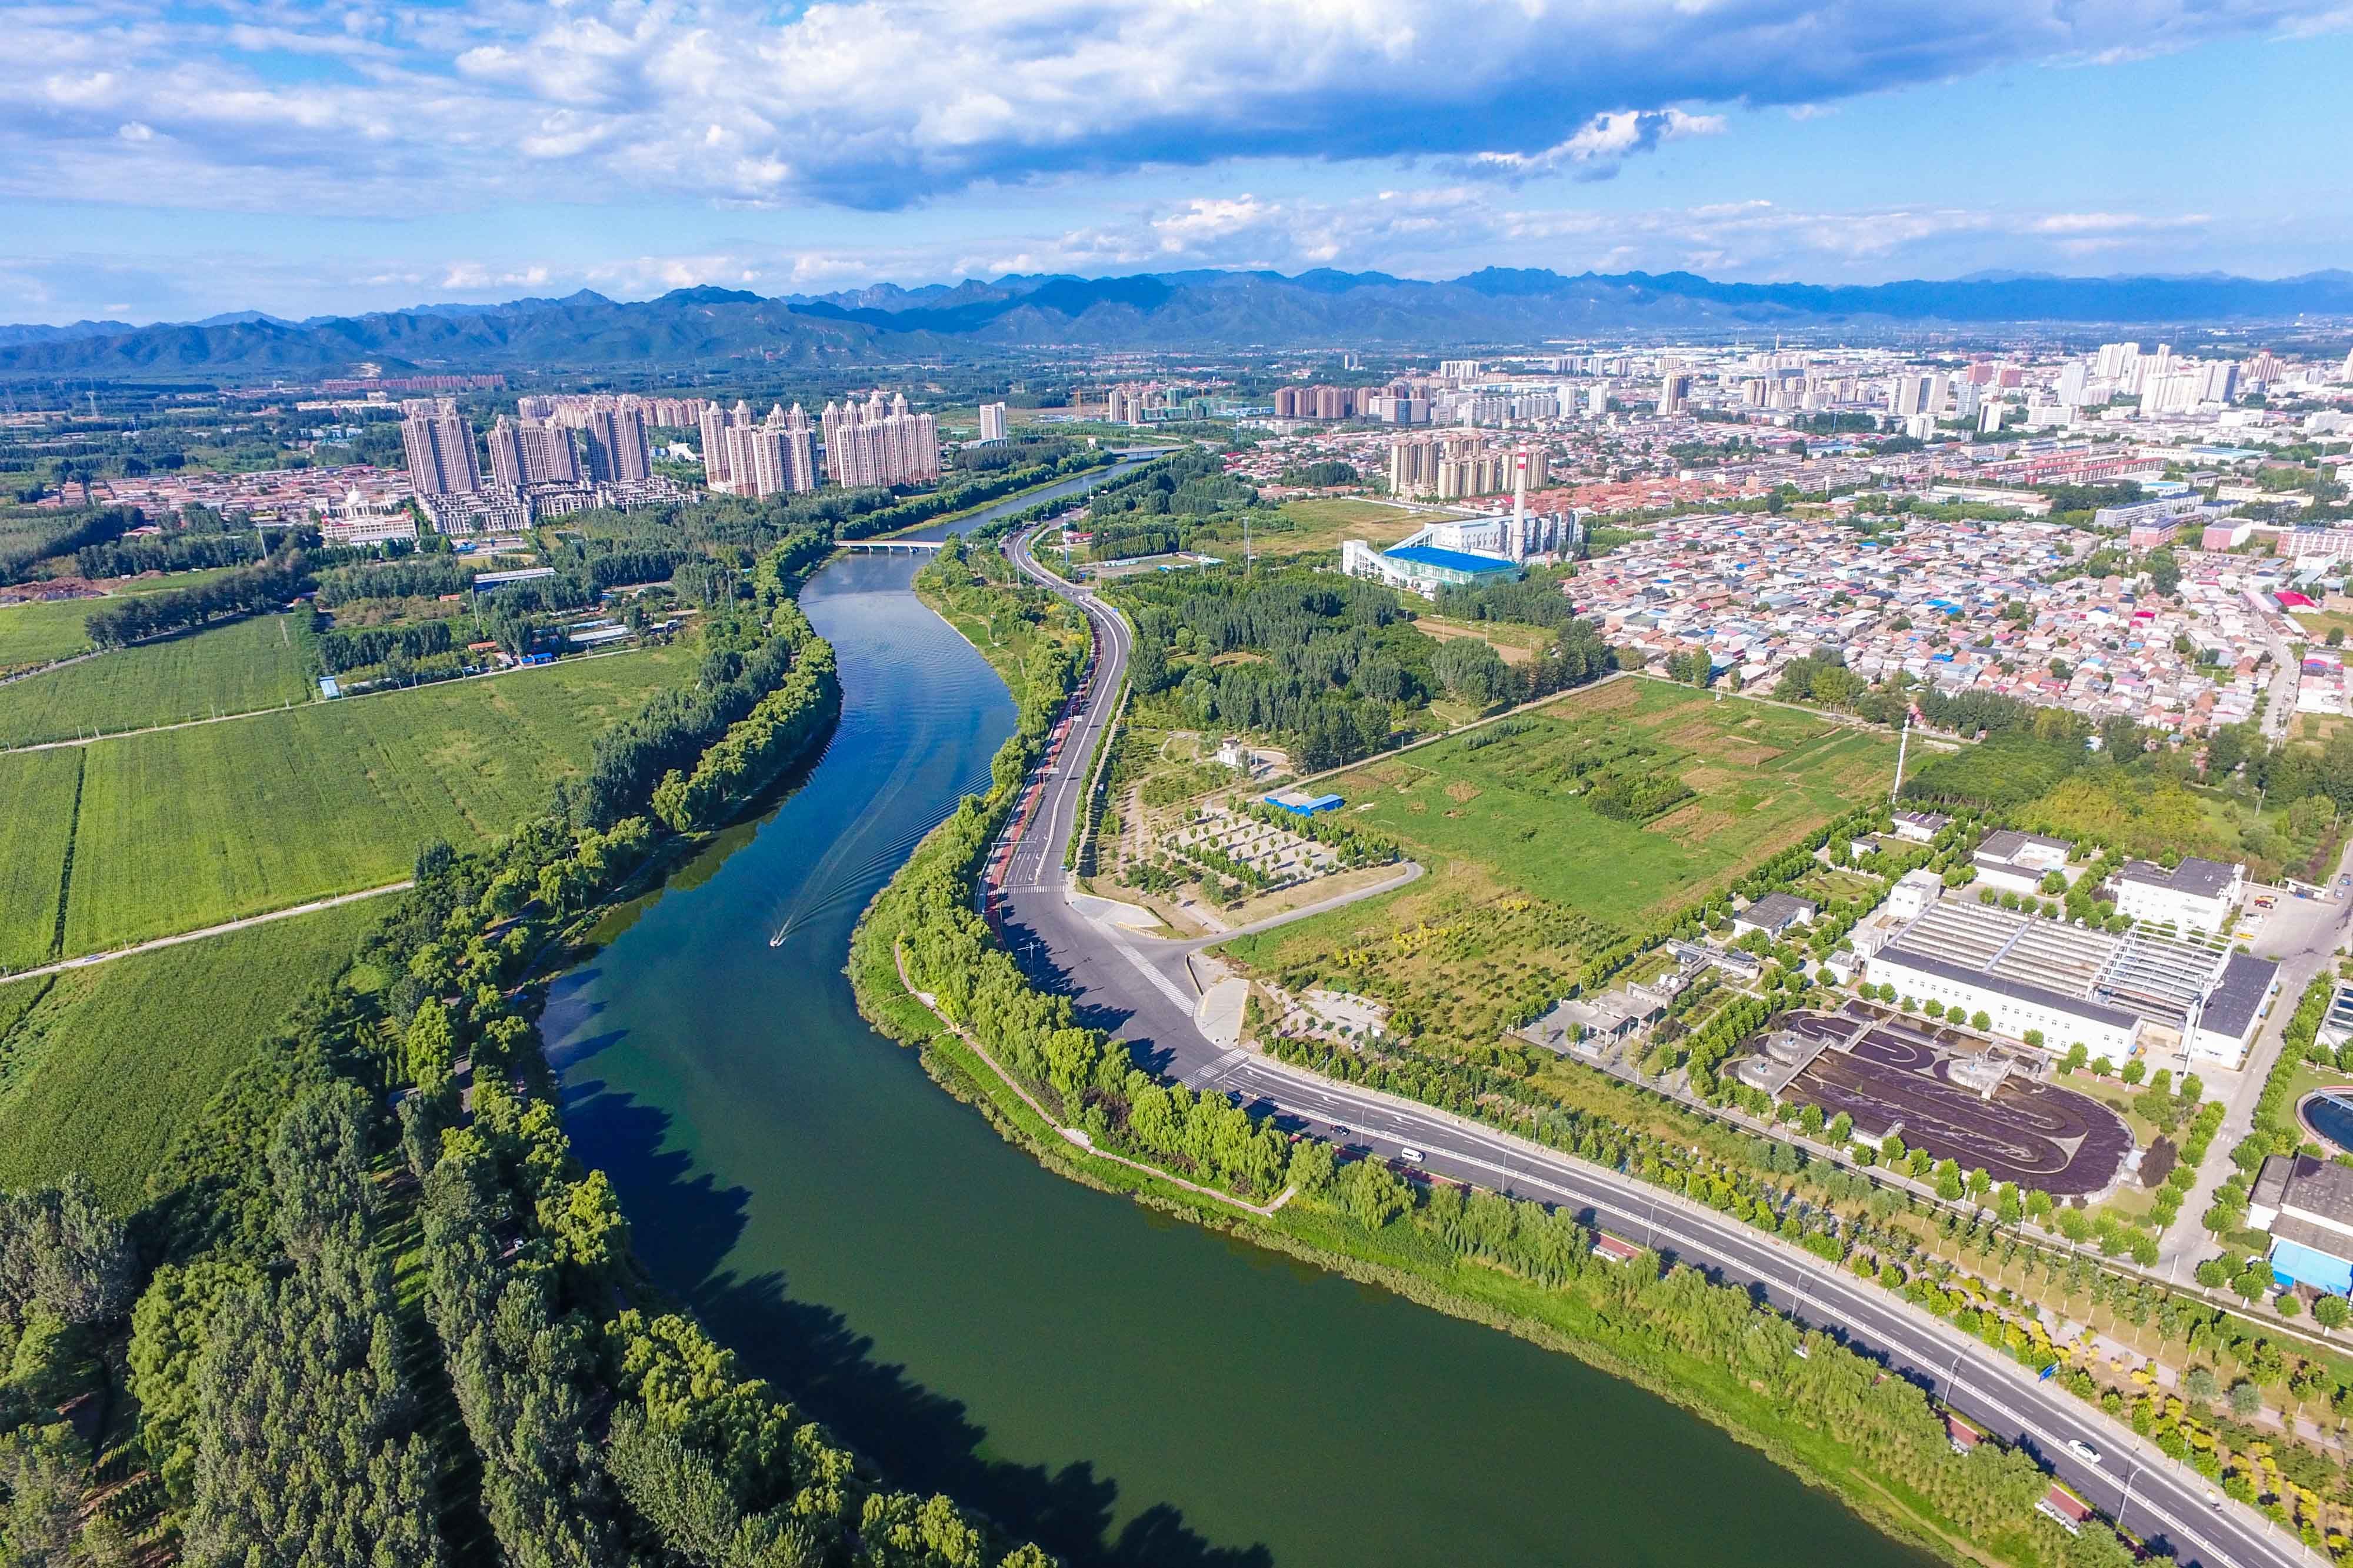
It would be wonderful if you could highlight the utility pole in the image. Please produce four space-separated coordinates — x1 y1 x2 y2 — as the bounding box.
1892 710 1913 803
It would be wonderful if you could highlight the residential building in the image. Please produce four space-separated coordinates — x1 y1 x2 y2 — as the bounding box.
400 398 482 496
585 404 652 484
978 402 1008 442
485 416 581 488
823 391 941 488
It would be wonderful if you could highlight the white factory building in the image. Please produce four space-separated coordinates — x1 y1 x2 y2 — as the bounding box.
2112 856 2245 935
1862 893 2278 1069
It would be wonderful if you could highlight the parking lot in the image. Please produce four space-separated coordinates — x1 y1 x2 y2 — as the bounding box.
1768 1007 2132 1196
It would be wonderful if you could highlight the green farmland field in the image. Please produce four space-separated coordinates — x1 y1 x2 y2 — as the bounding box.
60 646 691 954
0 900 379 1209
0 750 78 972
0 595 99 673
1323 679 1894 926
1218 679 1894 1049
0 612 315 746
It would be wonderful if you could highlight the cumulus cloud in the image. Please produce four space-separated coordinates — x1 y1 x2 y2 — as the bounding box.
0 0 2337 214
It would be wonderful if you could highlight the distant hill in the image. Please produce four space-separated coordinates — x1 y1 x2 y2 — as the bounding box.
8 268 2353 379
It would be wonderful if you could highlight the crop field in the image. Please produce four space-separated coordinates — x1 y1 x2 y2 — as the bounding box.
0 612 315 746
0 751 79 971
1220 680 1893 1050
0 900 379 1209
58 646 690 955
0 595 98 673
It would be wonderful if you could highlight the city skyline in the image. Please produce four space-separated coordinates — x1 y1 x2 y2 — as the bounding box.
6 1 2353 323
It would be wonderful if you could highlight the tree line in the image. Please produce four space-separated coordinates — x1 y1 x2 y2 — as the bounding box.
84 549 312 648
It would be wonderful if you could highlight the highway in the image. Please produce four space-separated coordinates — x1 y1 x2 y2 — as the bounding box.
986 520 2317 1568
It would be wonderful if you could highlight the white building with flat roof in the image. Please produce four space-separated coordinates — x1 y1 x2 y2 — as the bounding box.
2114 857 2244 935
1863 897 2277 1067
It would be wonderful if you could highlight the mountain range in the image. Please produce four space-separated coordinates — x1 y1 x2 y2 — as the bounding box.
6 268 2352 379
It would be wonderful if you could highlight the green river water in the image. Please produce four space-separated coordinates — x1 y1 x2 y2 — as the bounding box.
542 546 1934 1568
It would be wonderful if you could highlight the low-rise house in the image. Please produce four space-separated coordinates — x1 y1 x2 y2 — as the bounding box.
1734 892 1818 940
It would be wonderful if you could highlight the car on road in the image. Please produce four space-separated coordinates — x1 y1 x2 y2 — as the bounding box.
1330 1125 1349 1137
1398 1147 1425 1164
2065 1439 2101 1466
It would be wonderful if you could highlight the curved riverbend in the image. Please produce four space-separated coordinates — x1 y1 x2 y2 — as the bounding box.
544 551 1933 1568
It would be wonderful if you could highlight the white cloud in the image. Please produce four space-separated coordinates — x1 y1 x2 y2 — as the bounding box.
1463 108 1725 179
0 0 2334 215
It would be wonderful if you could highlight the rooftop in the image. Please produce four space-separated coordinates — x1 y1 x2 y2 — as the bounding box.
2119 856 2240 899
1381 543 1524 576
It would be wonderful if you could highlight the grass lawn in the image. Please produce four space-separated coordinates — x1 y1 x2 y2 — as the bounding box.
1328 679 1890 925
1218 680 1892 1048
0 751 79 972
1257 498 1452 558
2291 609 2353 647
56 646 691 955
1411 615 1554 666
0 900 380 1209
0 595 99 673
0 612 316 746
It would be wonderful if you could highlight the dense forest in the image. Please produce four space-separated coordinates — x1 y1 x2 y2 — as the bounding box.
1112 565 1622 770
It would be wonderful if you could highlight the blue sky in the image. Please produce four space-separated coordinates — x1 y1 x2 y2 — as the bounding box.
4 0 2351 323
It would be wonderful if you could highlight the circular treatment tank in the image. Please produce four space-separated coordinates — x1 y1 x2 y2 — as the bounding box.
2301 1088 2353 1153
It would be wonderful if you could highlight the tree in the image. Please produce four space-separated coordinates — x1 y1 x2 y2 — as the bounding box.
1969 1010 1992 1032
1828 1112 1852 1145
2064 1043 2089 1072
0 1174 138 1327
2023 1029 2045 1049
2228 1379 2262 1417
2313 1295 2348 1333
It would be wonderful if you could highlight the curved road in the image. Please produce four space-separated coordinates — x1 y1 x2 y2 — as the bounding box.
984 521 2315 1568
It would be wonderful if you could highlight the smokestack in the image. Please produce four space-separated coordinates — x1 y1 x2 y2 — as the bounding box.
1512 449 1528 556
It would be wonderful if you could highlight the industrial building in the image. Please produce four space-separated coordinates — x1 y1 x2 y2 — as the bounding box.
1339 539 1525 597
1971 829 2072 894
2252 1155 2353 1295
1862 897 2278 1068
2112 856 2245 935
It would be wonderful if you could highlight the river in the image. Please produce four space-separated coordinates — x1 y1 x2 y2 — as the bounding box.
542 544 1935 1568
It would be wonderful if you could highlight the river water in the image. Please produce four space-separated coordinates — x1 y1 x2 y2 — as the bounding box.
544 542 1933 1568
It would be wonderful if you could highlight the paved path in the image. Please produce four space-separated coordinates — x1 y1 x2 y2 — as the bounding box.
0 882 411 987
982 518 2317 1568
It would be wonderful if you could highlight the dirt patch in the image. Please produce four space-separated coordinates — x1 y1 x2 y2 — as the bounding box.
1541 680 1638 718
1648 800 1734 839
1679 765 1739 793
1445 780 1481 805
1415 620 1534 666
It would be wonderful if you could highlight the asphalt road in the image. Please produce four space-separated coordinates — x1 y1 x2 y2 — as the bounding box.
986 522 2316 1568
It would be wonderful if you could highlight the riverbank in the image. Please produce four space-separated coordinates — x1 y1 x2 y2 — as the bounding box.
859 553 2132 1568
